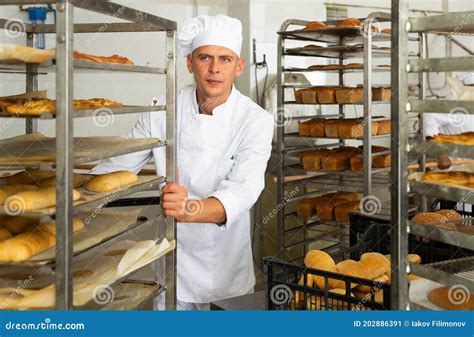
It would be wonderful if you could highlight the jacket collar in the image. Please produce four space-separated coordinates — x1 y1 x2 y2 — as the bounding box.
192 84 238 119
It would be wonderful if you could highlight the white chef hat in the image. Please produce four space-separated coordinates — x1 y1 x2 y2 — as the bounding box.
177 14 243 57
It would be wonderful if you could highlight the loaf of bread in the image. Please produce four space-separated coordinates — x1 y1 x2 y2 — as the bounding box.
324 119 340 138
338 119 379 139
335 259 368 288
298 120 312 136
301 149 331 170
294 88 304 103
321 150 353 171
302 87 320 104
4 186 81 212
317 197 347 220
298 118 326 137
335 87 363 104
318 87 339 104
335 200 360 222
84 171 138 192
422 171 472 188
338 18 362 27
297 197 320 217
372 87 391 101
359 252 390 279
376 120 391 135
0 215 39 234
0 228 12 242
431 131 474 145
0 218 84 262
0 185 38 204
428 286 474 310
411 212 457 230
373 153 391 168
5 169 56 186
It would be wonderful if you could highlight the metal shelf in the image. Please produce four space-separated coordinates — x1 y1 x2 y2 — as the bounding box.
284 46 392 59
408 179 474 204
0 105 166 119
410 140 474 159
408 11 474 34
407 56 474 73
407 100 474 114
283 66 390 73
284 100 390 105
283 163 390 176
284 132 391 141
99 280 163 311
285 172 390 193
408 220 473 251
0 133 165 168
278 28 393 44
409 258 474 292
0 61 167 75
0 175 165 217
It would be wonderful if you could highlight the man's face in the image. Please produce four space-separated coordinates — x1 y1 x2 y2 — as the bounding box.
187 45 245 100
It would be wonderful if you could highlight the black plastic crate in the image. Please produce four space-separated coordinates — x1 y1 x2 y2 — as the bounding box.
348 210 473 263
264 224 391 311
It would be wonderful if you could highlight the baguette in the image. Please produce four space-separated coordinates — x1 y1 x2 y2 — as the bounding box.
422 171 472 188
0 215 39 234
4 187 81 213
0 185 38 204
84 171 138 192
5 169 55 185
431 131 474 146
428 286 474 310
0 218 84 262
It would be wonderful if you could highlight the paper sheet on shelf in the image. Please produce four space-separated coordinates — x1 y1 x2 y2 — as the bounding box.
409 279 445 310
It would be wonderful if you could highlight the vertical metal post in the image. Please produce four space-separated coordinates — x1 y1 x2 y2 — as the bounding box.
418 33 427 211
363 22 373 197
165 30 177 310
338 36 345 148
25 32 38 134
55 0 74 310
276 33 284 258
391 0 410 310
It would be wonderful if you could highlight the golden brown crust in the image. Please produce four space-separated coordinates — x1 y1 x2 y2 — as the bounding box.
338 18 362 28
335 200 360 222
304 21 326 30
435 209 462 221
335 87 364 104
74 51 134 65
431 132 474 146
428 286 474 310
411 212 449 224
422 171 472 187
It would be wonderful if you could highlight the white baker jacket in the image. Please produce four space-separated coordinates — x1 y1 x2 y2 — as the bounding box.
91 85 274 303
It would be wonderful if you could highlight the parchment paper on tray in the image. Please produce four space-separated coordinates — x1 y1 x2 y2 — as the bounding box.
0 132 162 165
29 208 143 262
0 238 175 309
409 279 446 310
100 281 160 310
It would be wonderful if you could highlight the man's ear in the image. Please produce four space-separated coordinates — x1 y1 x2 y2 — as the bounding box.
186 53 193 73
235 58 245 78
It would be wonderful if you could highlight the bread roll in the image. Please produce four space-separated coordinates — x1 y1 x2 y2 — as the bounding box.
4 187 81 212
84 171 138 192
0 228 12 242
0 185 38 204
5 169 55 186
294 274 314 309
335 260 368 288
304 250 344 289
359 252 390 279
326 288 355 310
428 286 474 310
335 200 361 222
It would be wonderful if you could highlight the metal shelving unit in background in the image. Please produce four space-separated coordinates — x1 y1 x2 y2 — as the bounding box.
391 2 474 310
0 0 177 310
275 12 413 262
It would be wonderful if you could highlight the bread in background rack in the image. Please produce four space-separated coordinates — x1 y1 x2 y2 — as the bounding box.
84 171 138 192
428 286 474 310
422 171 474 188
431 131 474 145
0 215 40 234
73 51 134 65
411 211 458 230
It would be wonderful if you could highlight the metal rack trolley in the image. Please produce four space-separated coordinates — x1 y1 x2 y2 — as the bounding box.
0 0 177 310
391 2 474 310
275 12 403 260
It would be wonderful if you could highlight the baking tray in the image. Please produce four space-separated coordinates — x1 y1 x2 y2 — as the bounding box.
409 172 474 204
410 140 474 159
285 45 391 59
0 239 176 309
0 132 165 168
284 132 391 140
0 208 151 266
99 280 162 310
0 175 164 216
0 104 165 119
283 65 390 73
283 163 390 176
